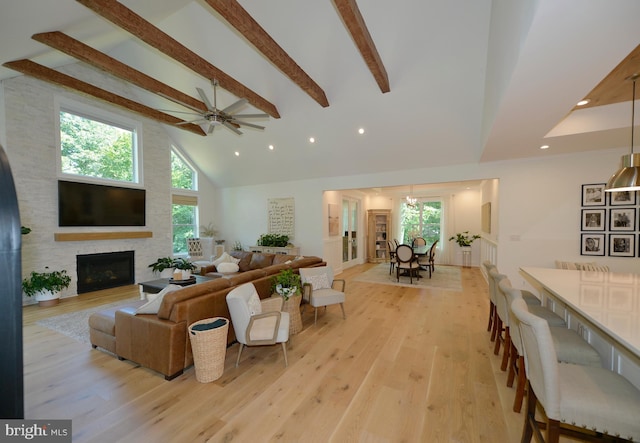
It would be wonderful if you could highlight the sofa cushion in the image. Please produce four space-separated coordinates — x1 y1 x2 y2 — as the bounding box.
217 262 239 273
250 253 275 270
230 250 253 272
273 254 297 265
136 284 182 314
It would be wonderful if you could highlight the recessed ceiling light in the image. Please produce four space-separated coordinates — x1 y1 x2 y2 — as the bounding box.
577 99 591 106
268 144 274 150
358 128 365 135
309 137 315 143
540 145 550 150
235 151 240 156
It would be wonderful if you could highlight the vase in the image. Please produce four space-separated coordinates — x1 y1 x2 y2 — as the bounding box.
35 289 60 307
282 294 303 335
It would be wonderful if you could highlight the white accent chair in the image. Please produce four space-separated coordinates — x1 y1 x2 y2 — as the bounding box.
512 297 640 442
299 266 346 325
226 283 289 367
186 238 213 271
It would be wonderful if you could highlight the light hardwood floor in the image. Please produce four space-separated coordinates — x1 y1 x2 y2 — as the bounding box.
22 264 528 442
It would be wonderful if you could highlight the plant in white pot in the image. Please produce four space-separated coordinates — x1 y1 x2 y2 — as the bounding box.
148 257 175 278
272 268 301 300
172 258 197 280
448 231 481 247
22 267 71 306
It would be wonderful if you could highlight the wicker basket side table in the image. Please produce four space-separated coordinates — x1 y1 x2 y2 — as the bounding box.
188 317 229 383
282 295 303 335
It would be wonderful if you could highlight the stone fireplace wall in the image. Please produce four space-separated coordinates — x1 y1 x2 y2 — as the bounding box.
3 64 174 305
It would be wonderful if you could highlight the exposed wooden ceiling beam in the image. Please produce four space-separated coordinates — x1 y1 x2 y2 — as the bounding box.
32 31 208 113
2 59 207 136
75 0 280 119
203 0 329 108
333 0 390 93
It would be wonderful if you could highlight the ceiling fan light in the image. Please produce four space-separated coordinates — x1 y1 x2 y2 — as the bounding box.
605 153 640 192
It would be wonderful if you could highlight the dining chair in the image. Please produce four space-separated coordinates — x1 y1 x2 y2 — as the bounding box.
499 279 602 413
299 266 346 325
412 237 427 247
512 297 640 442
395 244 421 283
387 240 397 274
226 282 290 367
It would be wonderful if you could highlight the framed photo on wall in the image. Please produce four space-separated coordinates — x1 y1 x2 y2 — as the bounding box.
581 233 605 256
609 208 636 231
609 233 635 257
581 209 605 231
609 190 636 206
582 183 606 206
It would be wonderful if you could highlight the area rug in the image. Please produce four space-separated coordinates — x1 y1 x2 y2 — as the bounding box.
36 297 140 344
354 263 463 291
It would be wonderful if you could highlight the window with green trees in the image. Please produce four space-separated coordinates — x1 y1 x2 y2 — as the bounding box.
59 109 138 183
171 150 198 255
400 200 442 246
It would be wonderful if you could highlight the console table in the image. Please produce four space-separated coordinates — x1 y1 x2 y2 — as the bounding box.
250 245 300 255
521 266 640 390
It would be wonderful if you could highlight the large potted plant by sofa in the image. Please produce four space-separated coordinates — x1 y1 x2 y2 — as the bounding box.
149 257 175 278
272 268 303 334
22 267 71 306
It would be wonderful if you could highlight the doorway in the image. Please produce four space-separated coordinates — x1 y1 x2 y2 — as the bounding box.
342 197 360 268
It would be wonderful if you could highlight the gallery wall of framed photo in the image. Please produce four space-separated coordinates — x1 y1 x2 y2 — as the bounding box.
581 183 638 257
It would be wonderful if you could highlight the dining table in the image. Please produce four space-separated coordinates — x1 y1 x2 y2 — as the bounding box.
520 266 640 389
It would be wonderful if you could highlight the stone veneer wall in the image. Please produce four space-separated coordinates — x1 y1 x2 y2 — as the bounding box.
3 64 173 304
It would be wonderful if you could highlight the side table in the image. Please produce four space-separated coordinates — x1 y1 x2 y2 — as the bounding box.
281 294 303 335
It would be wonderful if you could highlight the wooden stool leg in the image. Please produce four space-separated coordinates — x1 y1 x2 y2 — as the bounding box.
507 342 518 387
500 326 511 371
490 310 499 342
487 302 495 332
493 317 503 355
513 356 526 413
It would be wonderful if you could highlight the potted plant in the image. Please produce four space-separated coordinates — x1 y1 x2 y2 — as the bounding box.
22 267 71 306
172 258 197 279
448 231 481 247
271 268 301 300
257 233 290 247
148 257 175 278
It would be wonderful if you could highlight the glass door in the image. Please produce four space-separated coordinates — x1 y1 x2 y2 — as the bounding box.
342 198 360 266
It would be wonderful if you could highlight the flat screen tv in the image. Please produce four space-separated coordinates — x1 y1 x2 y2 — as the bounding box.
58 180 146 227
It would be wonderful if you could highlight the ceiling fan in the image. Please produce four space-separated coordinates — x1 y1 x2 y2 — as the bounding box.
161 79 268 135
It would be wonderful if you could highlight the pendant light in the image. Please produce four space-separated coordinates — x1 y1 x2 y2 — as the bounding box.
406 184 417 207
605 73 640 192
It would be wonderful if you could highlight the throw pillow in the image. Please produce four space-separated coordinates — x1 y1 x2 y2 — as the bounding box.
217 262 239 273
247 292 262 316
212 251 240 268
136 284 181 315
306 273 331 290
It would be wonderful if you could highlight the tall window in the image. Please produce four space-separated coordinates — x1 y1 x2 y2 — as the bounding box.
59 107 140 183
400 200 442 245
171 150 198 254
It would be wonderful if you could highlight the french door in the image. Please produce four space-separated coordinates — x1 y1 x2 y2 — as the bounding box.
342 198 360 267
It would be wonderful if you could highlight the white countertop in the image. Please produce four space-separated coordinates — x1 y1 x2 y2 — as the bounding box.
520 267 640 358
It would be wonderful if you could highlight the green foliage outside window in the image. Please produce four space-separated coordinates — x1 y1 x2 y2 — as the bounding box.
60 111 135 182
400 201 441 246
172 204 196 254
171 151 196 190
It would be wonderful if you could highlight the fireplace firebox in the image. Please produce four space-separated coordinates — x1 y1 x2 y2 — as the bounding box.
76 251 135 294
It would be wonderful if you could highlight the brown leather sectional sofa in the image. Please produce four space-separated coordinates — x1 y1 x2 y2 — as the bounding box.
89 251 324 380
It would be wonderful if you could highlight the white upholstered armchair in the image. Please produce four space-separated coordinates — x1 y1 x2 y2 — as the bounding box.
226 283 290 367
299 266 346 325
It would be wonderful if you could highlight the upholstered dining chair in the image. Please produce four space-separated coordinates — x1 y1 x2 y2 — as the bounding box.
226 282 290 367
499 279 602 413
387 240 397 274
299 266 346 325
511 297 640 442
412 237 427 247
395 244 421 284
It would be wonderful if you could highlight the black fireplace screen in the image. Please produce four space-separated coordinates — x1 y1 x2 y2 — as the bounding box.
76 251 134 294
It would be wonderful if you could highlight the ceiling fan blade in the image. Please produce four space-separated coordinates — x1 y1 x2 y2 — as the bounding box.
177 118 207 126
222 98 248 115
232 113 269 119
232 120 265 130
223 121 243 135
196 87 215 111
156 109 202 116
157 92 206 113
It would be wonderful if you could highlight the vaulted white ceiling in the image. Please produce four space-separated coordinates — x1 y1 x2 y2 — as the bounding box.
2 0 640 188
